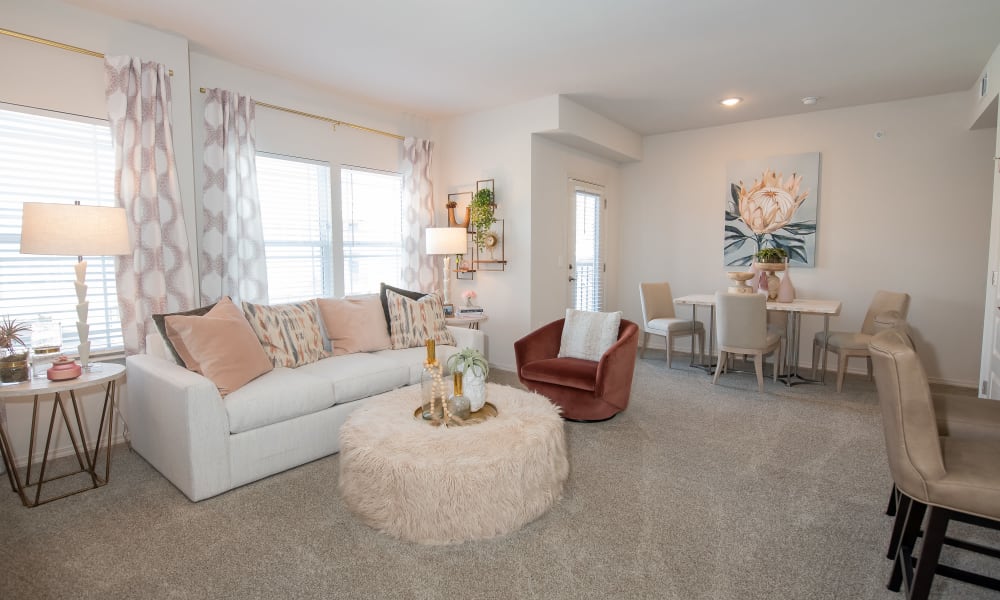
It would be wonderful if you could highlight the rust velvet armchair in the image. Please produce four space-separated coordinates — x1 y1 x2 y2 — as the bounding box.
514 318 639 421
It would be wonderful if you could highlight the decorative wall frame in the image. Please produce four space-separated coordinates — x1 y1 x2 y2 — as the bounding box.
473 219 506 271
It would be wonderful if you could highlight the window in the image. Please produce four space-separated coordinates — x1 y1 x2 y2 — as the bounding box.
341 167 403 295
571 187 606 312
0 106 122 352
255 153 333 303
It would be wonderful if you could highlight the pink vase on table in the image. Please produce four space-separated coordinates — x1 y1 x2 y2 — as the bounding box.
776 260 795 303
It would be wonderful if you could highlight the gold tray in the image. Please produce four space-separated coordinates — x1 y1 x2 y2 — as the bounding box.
413 401 498 426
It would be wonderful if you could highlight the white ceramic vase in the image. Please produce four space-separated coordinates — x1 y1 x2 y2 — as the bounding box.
457 366 487 412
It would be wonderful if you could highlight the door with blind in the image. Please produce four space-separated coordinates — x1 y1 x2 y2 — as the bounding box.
568 183 606 312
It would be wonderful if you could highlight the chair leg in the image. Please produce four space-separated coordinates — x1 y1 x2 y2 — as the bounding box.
886 483 898 516
811 339 820 379
666 334 673 369
640 332 649 358
867 356 874 381
908 507 949 600
712 351 726 385
886 491 910 560
754 353 764 392
836 353 849 392
697 330 705 366
889 499 926 592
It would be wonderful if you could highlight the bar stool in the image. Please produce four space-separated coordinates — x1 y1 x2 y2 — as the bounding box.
869 329 1000 600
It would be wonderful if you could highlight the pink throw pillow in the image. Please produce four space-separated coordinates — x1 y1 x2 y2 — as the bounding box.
316 295 392 355
164 297 273 396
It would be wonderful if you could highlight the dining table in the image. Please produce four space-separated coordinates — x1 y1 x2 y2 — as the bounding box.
674 293 843 386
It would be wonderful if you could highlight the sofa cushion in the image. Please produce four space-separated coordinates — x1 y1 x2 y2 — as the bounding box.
242 299 331 368
385 289 456 350
520 357 598 392
379 283 426 335
316 295 392 355
295 353 410 404
164 297 273 396
224 367 335 434
558 309 622 361
373 344 459 385
153 301 217 365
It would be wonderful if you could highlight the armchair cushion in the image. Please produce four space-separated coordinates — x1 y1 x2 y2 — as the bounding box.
519 357 598 392
558 309 622 361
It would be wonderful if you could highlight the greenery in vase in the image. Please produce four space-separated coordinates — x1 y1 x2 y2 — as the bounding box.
470 188 496 251
0 315 29 357
0 315 30 383
754 247 788 263
446 347 489 378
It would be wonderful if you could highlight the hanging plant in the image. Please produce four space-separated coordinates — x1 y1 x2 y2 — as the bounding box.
470 188 496 252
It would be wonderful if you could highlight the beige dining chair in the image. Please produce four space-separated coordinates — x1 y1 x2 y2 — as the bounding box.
811 290 910 392
712 292 782 392
639 282 705 368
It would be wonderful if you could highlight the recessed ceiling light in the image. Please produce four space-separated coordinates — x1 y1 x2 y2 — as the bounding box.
720 97 742 107
801 96 819 105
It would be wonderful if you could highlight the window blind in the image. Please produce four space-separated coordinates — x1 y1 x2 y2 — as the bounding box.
573 189 604 312
341 167 403 295
0 106 122 352
255 153 333 304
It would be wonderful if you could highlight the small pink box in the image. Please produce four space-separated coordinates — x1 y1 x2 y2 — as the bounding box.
47 356 82 381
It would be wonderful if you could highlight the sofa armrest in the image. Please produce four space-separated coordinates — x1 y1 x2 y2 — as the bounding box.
124 354 232 501
447 326 485 354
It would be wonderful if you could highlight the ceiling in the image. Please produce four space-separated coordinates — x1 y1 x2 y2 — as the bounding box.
63 0 1000 135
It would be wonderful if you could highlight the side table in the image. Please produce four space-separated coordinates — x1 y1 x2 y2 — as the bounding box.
0 362 125 507
446 314 488 330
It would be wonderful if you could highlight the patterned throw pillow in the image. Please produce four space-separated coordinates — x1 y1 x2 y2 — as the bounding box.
385 289 456 350
558 309 623 362
379 283 426 335
241 299 331 368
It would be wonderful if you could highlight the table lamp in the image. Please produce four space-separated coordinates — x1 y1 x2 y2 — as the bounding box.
425 227 467 306
19 202 131 370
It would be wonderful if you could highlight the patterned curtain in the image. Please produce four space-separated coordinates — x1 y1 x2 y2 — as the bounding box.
199 89 268 306
401 137 438 293
105 56 196 355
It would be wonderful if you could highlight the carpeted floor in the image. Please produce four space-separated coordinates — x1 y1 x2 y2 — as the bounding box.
1 355 996 599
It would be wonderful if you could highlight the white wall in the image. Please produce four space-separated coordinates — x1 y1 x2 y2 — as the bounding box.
620 92 994 386
530 135 623 327
434 98 557 370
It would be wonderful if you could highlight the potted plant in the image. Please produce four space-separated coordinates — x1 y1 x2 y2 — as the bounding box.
0 315 30 384
470 188 496 252
754 247 788 264
447 347 489 411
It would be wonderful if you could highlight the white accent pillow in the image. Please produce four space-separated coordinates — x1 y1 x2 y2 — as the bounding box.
558 309 623 362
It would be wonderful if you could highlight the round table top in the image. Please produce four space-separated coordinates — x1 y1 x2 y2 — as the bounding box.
0 362 125 399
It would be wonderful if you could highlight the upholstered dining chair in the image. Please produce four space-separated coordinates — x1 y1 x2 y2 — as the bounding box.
712 292 782 392
811 289 909 392
514 317 639 421
638 282 705 368
869 329 1000 600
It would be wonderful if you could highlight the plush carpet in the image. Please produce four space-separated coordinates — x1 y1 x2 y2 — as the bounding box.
0 355 996 600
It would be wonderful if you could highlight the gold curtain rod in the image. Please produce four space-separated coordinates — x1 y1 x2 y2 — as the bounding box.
0 28 173 76
199 87 404 141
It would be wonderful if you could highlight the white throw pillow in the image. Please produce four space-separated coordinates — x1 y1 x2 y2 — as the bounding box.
557 309 623 361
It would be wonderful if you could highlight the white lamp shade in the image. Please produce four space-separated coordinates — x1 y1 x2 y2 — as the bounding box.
19 202 131 256
425 227 467 255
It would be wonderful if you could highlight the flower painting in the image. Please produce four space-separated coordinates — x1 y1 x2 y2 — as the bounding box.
724 152 820 267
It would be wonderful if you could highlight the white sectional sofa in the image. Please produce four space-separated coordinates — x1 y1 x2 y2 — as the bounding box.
125 326 484 501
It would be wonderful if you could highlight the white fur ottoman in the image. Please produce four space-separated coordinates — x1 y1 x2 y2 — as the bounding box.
339 383 568 544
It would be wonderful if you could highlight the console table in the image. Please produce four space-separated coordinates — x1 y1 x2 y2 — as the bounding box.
0 363 124 507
